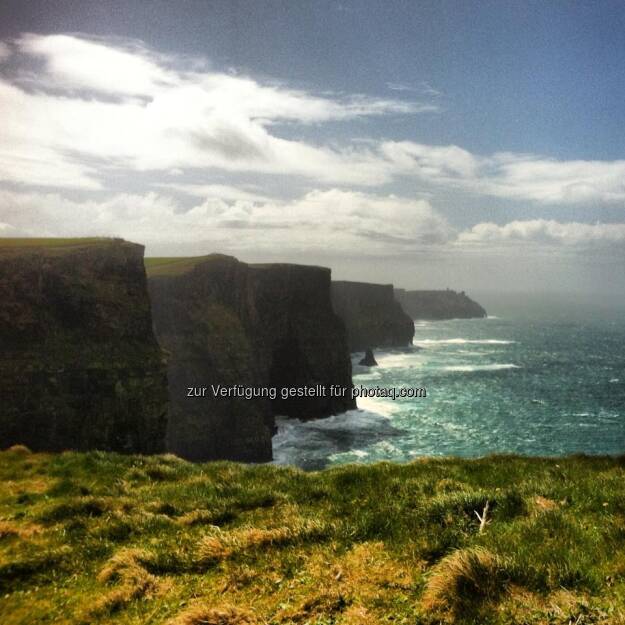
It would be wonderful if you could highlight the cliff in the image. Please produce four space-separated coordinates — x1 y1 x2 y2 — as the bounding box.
0 238 168 453
331 281 415 352
147 255 354 462
394 288 487 320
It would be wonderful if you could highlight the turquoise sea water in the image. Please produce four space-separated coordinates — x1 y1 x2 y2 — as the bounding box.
273 305 625 470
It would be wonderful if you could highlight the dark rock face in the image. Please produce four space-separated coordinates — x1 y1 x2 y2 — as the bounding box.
147 255 354 463
0 239 168 454
359 348 378 367
394 289 487 320
331 281 415 352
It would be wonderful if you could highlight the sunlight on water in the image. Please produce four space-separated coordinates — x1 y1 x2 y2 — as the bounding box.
274 311 625 470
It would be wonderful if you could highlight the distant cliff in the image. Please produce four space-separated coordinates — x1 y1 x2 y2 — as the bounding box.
394 288 487 320
331 281 415 352
147 255 354 463
0 238 168 453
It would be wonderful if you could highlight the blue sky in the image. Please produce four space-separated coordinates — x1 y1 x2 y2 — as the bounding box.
0 0 624 294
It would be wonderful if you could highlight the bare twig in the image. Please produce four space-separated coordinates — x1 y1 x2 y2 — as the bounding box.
474 501 490 533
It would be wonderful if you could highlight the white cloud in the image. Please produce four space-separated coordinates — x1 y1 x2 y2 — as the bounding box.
4 186 623 260
383 141 625 205
0 34 433 190
387 81 442 97
155 183 271 202
458 219 625 246
0 188 453 254
382 141 479 178
1 32 623 212
16 34 175 96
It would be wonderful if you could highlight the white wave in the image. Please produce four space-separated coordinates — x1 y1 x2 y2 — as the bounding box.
328 448 370 463
486 315 500 319
370 440 402 455
443 364 520 372
456 349 489 356
356 394 397 418
272 408 401 468
610 378 620 383
374 352 423 369
353 368 383 380
415 338 514 345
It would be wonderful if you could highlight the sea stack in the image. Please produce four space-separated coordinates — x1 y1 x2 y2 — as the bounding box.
394 288 487 320
331 281 415 352
0 238 168 454
359 348 378 367
147 255 355 462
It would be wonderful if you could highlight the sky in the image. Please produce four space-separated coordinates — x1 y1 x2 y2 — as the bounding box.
0 0 624 295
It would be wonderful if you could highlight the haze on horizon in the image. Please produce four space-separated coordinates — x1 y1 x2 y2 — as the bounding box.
0 0 624 297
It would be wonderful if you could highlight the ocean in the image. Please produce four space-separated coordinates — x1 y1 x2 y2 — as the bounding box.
273 296 625 470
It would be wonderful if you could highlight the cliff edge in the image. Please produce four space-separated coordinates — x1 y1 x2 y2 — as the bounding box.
147 255 354 462
331 281 415 352
394 288 487 320
0 238 168 453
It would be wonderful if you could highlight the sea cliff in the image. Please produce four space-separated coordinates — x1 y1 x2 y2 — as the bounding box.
394 288 487 320
331 280 415 352
0 238 168 453
147 255 354 462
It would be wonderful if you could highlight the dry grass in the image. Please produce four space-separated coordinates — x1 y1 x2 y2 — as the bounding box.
422 547 509 618
533 496 560 513
0 519 42 540
166 604 259 625
97 548 156 584
275 542 415 623
178 509 223 527
88 548 164 617
197 518 331 566
342 605 380 625
197 535 234 563
5 445 32 455
0 520 21 540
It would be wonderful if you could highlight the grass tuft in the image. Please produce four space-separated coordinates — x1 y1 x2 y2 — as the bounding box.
166 604 259 625
5 445 32 455
89 548 164 617
422 547 509 618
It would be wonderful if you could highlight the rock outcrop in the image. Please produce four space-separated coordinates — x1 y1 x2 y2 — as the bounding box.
0 238 168 453
331 281 415 352
359 348 378 367
394 288 487 320
147 255 354 463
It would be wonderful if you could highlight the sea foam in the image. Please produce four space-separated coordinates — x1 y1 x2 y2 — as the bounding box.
442 363 520 372
415 338 514 345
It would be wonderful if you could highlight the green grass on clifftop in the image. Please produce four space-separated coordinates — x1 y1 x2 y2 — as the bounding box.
0 238 120 253
1 450 625 624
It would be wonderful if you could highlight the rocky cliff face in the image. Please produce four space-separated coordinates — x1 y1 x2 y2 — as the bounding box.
331 281 415 352
0 238 168 453
147 255 354 462
394 289 487 320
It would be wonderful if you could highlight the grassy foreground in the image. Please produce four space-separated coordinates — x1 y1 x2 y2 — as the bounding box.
1 449 625 624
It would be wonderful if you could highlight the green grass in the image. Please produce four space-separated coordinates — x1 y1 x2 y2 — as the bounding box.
1 449 625 624
0 238 117 250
